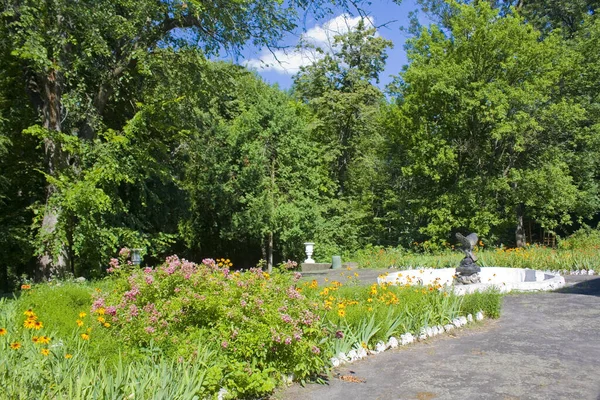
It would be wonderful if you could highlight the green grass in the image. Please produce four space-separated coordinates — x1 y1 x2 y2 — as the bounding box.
349 244 600 273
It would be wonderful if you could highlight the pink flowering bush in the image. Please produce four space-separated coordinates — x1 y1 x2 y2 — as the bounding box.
95 255 328 397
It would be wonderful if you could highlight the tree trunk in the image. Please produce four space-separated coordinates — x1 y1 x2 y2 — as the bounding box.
515 203 526 248
37 69 70 279
267 231 273 273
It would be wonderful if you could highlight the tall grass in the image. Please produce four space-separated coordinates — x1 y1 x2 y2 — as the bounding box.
351 243 600 273
300 277 502 355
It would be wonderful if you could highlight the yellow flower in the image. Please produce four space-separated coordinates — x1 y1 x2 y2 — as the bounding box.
81 333 90 341
39 336 51 344
103 322 111 328
97 316 106 324
10 342 21 350
0 328 6 336
95 307 105 315
23 319 36 329
24 309 35 317
76 319 84 327
79 312 87 318
337 309 346 318
41 348 50 356
367 298 373 303
65 354 73 359
32 336 39 344
33 321 43 330
86 327 92 333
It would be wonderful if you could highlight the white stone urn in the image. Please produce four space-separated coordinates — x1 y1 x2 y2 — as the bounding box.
304 242 315 263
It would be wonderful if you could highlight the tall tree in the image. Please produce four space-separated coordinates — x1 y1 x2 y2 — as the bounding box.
293 20 393 254
182 69 323 270
410 0 599 37
1 0 365 276
386 1 598 247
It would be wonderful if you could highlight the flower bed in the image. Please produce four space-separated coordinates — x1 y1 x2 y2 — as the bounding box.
0 254 502 399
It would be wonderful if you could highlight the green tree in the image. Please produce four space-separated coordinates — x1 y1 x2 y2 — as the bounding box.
411 0 600 37
182 70 323 270
293 20 393 255
0 0 365 277
386 1 598 247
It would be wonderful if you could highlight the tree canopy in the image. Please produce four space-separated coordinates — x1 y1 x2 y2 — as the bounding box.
1 0 599 288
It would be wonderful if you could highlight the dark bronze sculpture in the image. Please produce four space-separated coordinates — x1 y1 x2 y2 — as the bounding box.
454 233 481 284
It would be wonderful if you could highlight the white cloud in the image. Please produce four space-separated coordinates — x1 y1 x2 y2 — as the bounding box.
246 13 375 75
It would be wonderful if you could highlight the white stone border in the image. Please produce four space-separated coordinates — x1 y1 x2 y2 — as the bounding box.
329 311 485 367
378 267 567 295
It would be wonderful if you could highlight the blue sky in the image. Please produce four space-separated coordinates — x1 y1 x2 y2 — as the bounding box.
232 0 428 89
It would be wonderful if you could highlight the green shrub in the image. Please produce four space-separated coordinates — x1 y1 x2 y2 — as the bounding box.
558 226 600 250
96 255 329 398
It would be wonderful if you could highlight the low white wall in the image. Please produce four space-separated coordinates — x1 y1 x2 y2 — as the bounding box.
378 267 565 295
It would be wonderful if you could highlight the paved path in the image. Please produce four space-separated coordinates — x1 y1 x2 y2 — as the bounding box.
282 274 600 400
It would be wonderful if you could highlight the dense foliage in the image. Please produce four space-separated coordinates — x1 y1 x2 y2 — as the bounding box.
0 255 501 398
1 0 600 289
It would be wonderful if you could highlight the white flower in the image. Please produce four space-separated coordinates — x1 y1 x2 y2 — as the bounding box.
387 336 399 348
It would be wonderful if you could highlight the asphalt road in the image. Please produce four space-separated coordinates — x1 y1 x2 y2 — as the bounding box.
281 274 600 400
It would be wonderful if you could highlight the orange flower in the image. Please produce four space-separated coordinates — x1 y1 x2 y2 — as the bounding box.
41 348 50 356
10 342 21 350
81 333 90 340
0 328 6 336
21 284 31 290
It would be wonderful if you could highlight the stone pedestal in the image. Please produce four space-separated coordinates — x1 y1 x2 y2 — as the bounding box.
454 273 481 285
301 263 331 272
454 257 481 285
